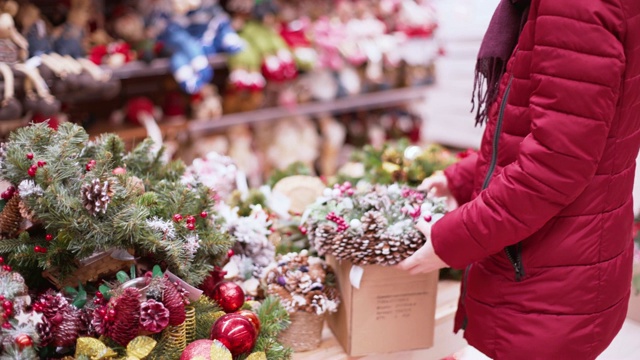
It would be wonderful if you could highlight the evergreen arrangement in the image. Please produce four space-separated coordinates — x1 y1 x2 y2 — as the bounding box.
0 122 232 287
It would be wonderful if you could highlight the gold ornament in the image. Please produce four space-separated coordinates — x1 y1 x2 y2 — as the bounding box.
75 337 117 359
162 321 187 353
184 306 196 343
124 336 157 360
209 340 232 360
246 352 267 360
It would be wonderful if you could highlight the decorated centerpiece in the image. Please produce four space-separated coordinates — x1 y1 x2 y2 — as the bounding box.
0 123 293 359
261 250 339 352
303 182 446 266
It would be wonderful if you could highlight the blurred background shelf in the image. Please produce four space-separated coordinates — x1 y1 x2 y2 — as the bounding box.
189 85 430 134
106 55 228 80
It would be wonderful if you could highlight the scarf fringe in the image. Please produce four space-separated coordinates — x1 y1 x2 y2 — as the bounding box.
472 57 507 126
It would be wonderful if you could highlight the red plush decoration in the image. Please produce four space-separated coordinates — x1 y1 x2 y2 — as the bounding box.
125 97 155 125
210 313 257 357
210 282 245 313
180 339 215 360
200 266 227 298
162 91 187 118
236 309 261 333
32 113 59 130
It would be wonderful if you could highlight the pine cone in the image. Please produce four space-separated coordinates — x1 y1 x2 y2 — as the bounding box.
53 307 81 347
37 292 69 320
107 288 141 346
18 200 37 223
37 316 53 346
267 284 293 304
140 299 170 334
162 278 186 326
0 142 7 162
81 179 114 216
79 307 95 336
91 305 111 336
0 195 21 238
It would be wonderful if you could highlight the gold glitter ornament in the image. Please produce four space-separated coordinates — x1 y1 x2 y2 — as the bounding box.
74 337 117 359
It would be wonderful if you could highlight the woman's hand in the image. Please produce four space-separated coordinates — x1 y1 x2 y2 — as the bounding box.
397 218 448 275
418 171 458 210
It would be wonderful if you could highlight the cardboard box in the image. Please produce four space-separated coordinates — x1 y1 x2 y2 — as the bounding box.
326 255 439 357
629 264 640 322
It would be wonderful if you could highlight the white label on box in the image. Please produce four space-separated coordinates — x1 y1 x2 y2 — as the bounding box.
350 265 365 289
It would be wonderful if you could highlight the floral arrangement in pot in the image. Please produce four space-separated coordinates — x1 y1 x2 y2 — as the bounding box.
302 182 447 266
260 250 339 352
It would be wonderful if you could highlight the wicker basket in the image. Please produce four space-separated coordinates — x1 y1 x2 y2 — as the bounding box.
278 311 325 352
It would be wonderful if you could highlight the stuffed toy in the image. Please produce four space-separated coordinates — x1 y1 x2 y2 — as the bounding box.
16 3 51 57
145 0 243 94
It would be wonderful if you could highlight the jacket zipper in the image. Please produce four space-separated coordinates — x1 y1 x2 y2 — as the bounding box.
460 264 472 330
479 75 524 282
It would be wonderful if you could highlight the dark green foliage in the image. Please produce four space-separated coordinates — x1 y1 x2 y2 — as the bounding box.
0 123 231 286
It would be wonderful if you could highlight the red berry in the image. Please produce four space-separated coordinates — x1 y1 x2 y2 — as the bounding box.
424 215 433 222
26 153 33 160
186 215 196 224
1 191 10 200
0 296 4 301
45 234 53 241
40 248 47 253
85 163 94 171
32 303 42 312
96 291 103 299
299 226 308 235
173 214 183 222
186 223 196 231
27 167 37 177
34 246 42 253
2 265 11 272
2 323 11 329
200 211 208 218
37 160 46 167
4 308 12 316
0 257 4 264
3 300 13 310
227 249 235 258
90 160 96 165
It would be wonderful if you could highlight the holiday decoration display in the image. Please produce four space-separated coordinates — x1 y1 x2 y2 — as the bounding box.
261 250 339 351
0 123 232 286
341 140 460 187
304 182 447 266
182 152 239 202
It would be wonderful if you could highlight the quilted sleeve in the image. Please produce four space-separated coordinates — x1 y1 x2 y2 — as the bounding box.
443 151 478 206
431 0 626 269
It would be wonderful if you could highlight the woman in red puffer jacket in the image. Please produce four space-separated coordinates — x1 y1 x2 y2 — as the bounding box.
398 0 640 359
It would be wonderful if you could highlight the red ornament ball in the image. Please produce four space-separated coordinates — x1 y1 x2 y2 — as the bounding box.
14 334 32 349
236 309 261 333
200 211 208 218
210 313 257 357
180 339 215 360
211 282 245 313
26 153 33 160
173 214 183 222
45 234 53 241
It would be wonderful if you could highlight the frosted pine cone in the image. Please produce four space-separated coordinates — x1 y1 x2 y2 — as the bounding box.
140 299 170 334
53 307 81 347
81 179 114 216
37 316 53 346
18 200 37 223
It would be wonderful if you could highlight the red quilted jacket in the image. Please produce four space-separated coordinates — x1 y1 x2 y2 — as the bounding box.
431 1 640 358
